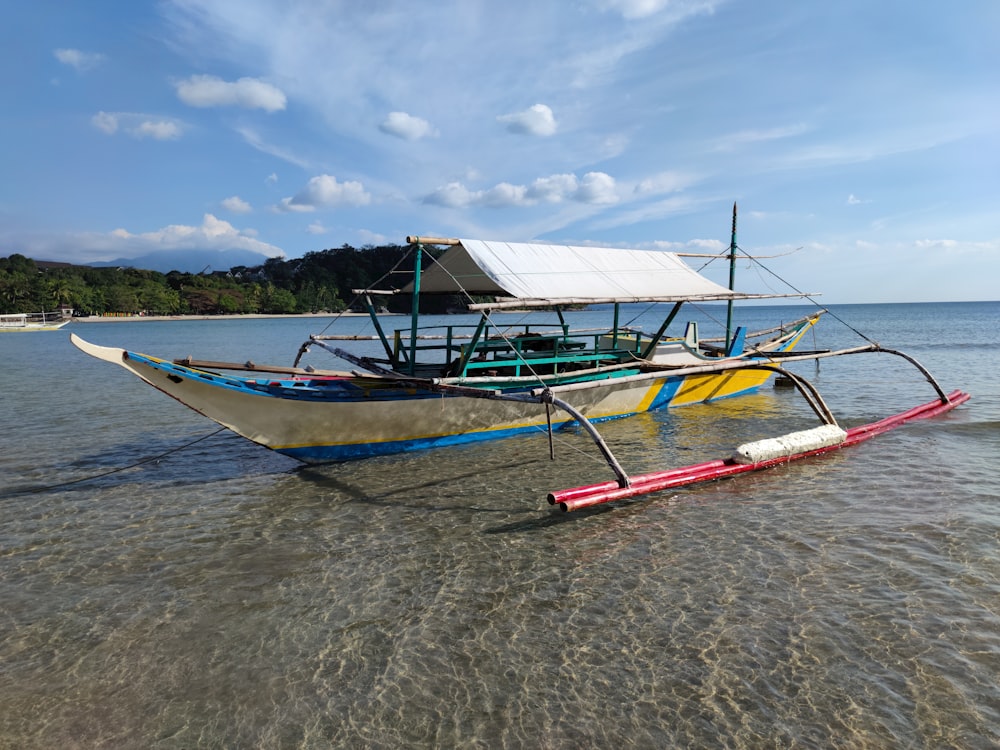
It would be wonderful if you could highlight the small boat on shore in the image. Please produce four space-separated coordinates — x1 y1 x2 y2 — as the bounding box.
0 311 71 332
71 209 968 509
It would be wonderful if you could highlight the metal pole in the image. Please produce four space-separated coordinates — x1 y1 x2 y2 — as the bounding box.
409 241 422 375
726 202 737 346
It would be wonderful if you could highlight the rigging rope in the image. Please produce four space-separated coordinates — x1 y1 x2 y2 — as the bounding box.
0 427 228 499
732 243 879 345
693 243 878 346
358 247 622 468
310 249 418 338
418 250 551 386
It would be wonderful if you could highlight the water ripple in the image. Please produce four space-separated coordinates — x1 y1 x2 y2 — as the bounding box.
2 307 999 747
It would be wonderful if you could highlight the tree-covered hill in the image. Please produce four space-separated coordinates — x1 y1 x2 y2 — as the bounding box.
0 244 457 316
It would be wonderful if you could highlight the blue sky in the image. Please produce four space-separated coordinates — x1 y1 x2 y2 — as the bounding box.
3 0 998 303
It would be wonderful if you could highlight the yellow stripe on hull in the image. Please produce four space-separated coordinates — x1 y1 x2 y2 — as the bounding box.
668 368 775 406
668 315 817 407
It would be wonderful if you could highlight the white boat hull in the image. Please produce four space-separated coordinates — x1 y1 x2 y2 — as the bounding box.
71 327 815 462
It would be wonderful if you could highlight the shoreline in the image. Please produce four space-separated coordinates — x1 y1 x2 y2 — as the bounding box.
72 312 374 323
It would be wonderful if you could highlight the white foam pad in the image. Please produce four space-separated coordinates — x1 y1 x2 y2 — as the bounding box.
733 424 847 465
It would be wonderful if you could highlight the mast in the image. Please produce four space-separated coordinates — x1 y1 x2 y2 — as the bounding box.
726 202 737 346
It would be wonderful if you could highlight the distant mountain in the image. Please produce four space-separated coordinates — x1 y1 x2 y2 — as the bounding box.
90 248 278 274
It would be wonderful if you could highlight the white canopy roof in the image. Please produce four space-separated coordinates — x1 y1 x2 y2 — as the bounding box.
405 239 764 308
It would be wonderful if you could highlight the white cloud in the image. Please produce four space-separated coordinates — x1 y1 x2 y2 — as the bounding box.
222 196 252 213
91 111 119 135
424 171 620 208
527 174 579 203
133 120 182 140
648 237 726 253
634 171 694 195
379 111 438 140
587 193 703 231
686 238 727 253
599 134 631 160
31 214 287 261
266 173 279 183
481 183 529 207
565 2 722 90
497 104 558 136
915 239 959 252
306 222 328 235
277 174 372 212
91 111 183 140
275 200 311 214
596 0 723 21
424 182 476 208
237 127 310 169
597 0 673 19
358 229 389 245
53 48 105 71
175 75 287 112
711 123 810 152
847 193 863 205
575 172 619 204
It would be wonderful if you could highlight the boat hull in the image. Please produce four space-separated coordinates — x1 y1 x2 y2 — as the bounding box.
0 320 70 332
71 321 815 463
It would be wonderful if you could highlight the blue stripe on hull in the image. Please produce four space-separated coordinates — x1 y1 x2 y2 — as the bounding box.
271 368 782 463
647 378 683 410
276 408 646 463
126 318 817 464
277 422 547 462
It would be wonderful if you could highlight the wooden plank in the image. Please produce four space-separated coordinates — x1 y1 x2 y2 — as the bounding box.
172 357 354 377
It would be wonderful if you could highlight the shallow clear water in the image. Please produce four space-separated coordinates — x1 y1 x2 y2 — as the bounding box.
1 302 998 748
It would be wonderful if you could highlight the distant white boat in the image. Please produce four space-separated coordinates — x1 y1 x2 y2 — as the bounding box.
0 311 72 331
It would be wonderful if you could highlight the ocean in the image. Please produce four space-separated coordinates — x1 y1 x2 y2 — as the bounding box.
1 301 998 748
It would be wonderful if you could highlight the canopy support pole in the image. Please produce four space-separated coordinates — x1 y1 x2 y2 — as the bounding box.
408 241 423 376
612 303 620 348
362 293 395 362
451 312 491 377
641 301 684 359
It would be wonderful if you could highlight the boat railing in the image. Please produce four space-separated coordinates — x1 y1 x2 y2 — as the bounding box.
0 314 29 328
0 310 72 328
390 322 654 377
314 314 816 378
391 322 573 363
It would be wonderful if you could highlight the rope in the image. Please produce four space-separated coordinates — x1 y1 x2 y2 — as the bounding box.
732 243 879 345
419 250 550 386
0 427 228 498
372 250 626 469
311 249 418 338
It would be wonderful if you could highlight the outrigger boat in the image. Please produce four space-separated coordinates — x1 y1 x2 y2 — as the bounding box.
1 311 71 332
71 211 968 510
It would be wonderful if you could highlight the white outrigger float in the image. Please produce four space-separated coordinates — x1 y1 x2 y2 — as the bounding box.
71 209 968 510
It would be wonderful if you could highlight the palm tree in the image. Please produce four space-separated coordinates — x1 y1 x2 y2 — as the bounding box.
1 273 32 311
48 278 73 307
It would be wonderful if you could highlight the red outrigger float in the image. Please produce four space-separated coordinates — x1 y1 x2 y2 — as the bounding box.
549 388 969 512
529 208 971 512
